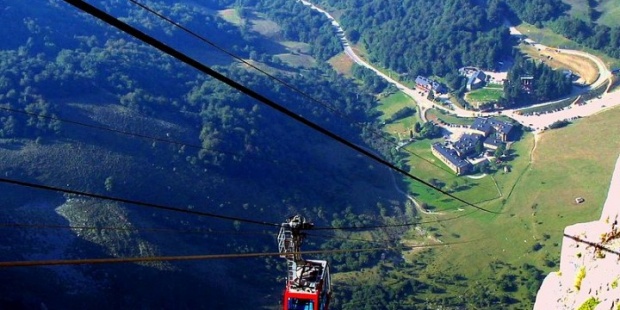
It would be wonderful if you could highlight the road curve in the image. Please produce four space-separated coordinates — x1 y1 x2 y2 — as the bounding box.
298 0 618 131
298 0 447 122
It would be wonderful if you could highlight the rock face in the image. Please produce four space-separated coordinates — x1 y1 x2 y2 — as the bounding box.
56 198 170 270
535 156 620 309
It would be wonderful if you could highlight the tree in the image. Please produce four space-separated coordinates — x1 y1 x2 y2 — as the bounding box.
427 90 435 101
475 138 484 155
420 122 441 139
494 144 506 158
414 122 422 133
387 107 416 123
346 29 360 44
104 176 114 192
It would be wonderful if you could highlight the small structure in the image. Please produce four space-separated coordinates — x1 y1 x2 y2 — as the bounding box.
483 136 502 150
467 70 487 91
415 76 446 93
521 76 534 93
575 197 585 204
459 67 487 91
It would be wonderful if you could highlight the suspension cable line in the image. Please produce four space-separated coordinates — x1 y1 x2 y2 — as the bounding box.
0 177 280 227
61 0 499 215
125 0 476 181
0 240 473 268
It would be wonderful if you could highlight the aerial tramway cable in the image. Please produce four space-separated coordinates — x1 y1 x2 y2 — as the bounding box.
124 0 479 181
0 177 280 227
5 233 614 269
0 240 474 268
61 0 499 215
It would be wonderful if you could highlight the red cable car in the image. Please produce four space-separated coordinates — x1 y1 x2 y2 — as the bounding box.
278 216 332 310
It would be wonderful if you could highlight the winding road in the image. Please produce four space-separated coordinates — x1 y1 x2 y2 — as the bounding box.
298 0 620 131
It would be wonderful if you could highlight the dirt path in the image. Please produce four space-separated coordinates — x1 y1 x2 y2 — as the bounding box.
388 170 442 215
530 132 541 164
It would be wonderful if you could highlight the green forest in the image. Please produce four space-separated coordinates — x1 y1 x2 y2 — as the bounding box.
502 54 573 106
320 0 513 80
1 0 613 309
0 0 409 308
504 0 620 59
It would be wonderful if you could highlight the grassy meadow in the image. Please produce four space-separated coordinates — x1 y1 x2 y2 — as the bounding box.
425 108 476 126
466 85 504 103
562 0 620 27
410 105 620 298
516 22 620 68
328 52 355 76
376 91 422 136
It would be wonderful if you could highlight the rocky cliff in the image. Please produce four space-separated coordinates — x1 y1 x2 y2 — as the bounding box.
535 155 620 309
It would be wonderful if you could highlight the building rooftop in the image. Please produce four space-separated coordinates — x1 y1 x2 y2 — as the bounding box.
454 133 482 157
471 117 514 136
415 76 446 93
484 135 503 148
432 143 471 169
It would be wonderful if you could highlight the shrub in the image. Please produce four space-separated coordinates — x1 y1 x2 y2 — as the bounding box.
574 266 586 290
577 297 599 310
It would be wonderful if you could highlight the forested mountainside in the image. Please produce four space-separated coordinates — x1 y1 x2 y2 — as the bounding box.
503 0 620 59
4 0 613 308
0 0 408 308
319 0 514 81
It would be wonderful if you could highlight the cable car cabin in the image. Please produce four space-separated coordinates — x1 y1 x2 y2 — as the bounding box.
283 259 331 310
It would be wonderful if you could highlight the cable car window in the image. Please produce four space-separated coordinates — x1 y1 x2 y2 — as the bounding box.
288 298 314 310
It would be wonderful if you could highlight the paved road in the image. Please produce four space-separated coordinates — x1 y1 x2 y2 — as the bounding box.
298 0 619 131
299 0 445 122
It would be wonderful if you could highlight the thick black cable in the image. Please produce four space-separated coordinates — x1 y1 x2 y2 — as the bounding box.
126 0 467 180
62 0 498 215
563 233 620 256
0 177 279 227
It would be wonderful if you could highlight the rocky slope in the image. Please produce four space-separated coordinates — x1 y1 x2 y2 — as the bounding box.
535 155 620 309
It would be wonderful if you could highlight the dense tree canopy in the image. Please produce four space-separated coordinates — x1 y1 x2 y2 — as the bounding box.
502 0 568 25
550 17 620 59
502 54 572 106
321 0 513 78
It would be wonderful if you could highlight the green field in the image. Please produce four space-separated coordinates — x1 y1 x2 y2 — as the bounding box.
516 22 620 68
425 108 475 126
275 53 316 68
598 0 620 27
376 91 421 136
408 106 620 303
402 138 505 211
466 86 504 103
562 0 620 27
